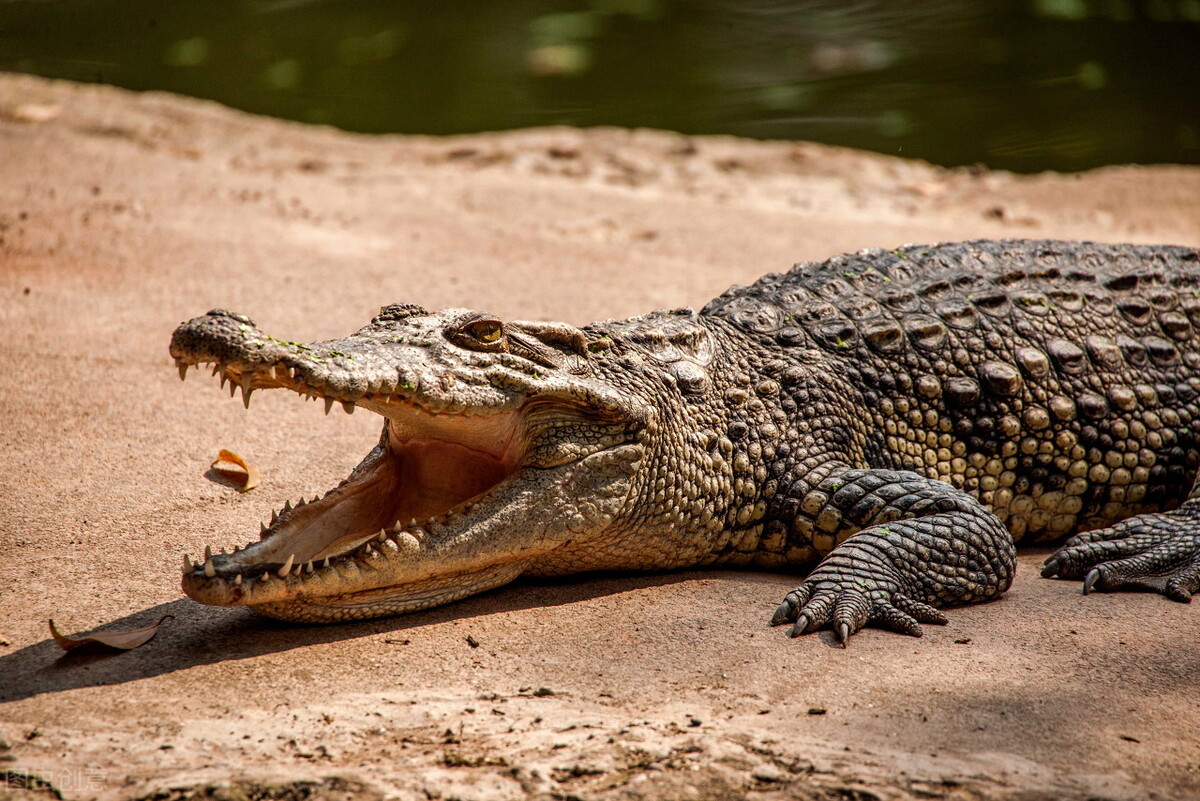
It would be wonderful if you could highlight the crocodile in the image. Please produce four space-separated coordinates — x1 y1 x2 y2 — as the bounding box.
170 238 1200 640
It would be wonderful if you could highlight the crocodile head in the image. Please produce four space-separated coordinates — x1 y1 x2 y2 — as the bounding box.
169 305 654 622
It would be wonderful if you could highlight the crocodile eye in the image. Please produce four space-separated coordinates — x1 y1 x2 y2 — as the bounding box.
465 319 503 344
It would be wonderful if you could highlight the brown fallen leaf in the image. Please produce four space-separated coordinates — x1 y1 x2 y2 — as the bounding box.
49 615 173 652
210 449 261 492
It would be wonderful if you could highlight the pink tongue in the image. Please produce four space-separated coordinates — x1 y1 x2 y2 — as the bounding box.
397 440 509 523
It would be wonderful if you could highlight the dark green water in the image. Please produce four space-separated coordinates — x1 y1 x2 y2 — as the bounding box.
2 0 1198 172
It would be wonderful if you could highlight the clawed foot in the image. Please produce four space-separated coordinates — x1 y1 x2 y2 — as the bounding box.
770 579 948 645
1042 511 1200 602
766 470 1014 644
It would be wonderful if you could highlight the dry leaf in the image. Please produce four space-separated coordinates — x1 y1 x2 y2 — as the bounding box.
49 615 173 652
210 449 261 492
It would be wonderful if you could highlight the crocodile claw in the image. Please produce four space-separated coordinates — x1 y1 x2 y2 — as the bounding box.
773 578 945 643
1043 505 1200 602
787 613 811 639
770 598 795 627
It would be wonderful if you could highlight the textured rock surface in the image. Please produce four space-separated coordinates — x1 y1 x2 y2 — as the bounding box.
2 74 1200 800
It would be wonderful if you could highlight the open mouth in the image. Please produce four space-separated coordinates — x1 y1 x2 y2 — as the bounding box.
170 306 645 622
177 359 530 614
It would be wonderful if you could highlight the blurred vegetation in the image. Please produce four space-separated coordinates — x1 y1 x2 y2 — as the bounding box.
1 0 1197 171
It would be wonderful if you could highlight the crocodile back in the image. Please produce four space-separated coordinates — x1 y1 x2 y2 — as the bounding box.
701 239 1200 542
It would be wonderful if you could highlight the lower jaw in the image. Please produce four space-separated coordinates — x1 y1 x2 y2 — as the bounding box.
244 561 527 623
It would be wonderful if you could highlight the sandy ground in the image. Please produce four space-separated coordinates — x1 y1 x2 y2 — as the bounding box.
2 73 1200 801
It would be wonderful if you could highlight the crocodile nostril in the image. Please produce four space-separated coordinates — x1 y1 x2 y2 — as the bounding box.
373 303 429 323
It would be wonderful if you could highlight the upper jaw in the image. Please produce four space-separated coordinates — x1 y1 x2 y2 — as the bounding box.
169 308 523 416
169 308 637 420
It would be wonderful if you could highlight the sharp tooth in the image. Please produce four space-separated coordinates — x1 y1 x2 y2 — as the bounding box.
393 521 404 533
183 554 192 572
211 364 221 377
321 557 331 569
177 361 189 381
376 530 387 542
219 373 228 389
204 558 216 578
283 500 293 513
324 397 334 415
240 374 254 408
228 380 237 398
278 553 295 578
204 545 213 560
311 495 320 504
270 510 279 524
234 574 243 586
304 561 314 574
261 571 271 582
342 401 355 414
260 522 268 536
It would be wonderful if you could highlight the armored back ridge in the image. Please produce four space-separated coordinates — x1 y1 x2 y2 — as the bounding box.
170 239 1200 640
702 240 1200 543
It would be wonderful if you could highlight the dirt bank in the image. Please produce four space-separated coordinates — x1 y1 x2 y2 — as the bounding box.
1 73 1199 801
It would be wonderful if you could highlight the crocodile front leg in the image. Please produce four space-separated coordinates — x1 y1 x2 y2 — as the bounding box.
1041 473 1200 601
770 467 1017 643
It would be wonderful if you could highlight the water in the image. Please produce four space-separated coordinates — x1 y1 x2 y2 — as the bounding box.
2 0 1198 172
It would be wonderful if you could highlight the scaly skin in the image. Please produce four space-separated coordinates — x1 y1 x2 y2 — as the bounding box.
170 239 1200 640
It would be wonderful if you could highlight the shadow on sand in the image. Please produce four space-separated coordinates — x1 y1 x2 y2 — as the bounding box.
0 569 810 704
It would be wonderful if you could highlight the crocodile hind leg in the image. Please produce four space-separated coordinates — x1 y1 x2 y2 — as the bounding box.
1041 498 1200 602
769 467 1017 643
